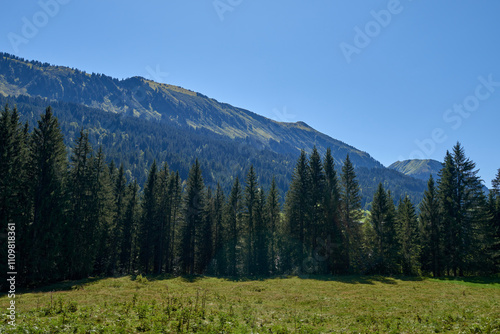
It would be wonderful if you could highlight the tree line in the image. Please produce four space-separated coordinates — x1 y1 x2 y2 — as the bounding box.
1 106 499 288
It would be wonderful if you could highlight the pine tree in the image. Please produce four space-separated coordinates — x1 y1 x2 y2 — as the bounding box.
91 147 115 275
225 177 242 276
0 105 30 286
438 144 487 276
197 187 213 274
154 163 170 274
111 164 127 273
340 154 363 273
120 180 140 273
323 148 345 274
181 159 205 275
254 187 268 275
139 160 159 274
244 165 259 275
285 150 311 272
212 183 226 275
419 175 442 277
266 177 281 275
369 183 387 272
66 130 95 279
309 146 326 271
169 171 182 272
438 151 457 276
397 196 420 276
28 106 68 284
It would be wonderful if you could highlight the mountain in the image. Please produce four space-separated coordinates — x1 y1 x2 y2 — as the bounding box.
0 52 380 169
0 52 427 206
388 159 443 181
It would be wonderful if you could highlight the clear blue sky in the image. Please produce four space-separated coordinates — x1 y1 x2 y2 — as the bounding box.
2 0 500 185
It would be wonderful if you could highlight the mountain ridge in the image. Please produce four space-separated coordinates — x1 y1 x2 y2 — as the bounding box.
0 52 381 169
0 52 428 206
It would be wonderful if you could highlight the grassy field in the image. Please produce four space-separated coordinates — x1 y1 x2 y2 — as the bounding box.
1 275 499 333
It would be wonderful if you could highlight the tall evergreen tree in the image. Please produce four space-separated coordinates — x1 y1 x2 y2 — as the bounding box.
225 177 242 276
309 146 326 269
244 165 259 275
419 175 442 276
139 160 159 274
91 147 115 275
0 105 30 286
120 180 140 273
197 187 213 274
212 183 226 275
340 154 363 273
266 177 281 275
181 159 205 275
285 150 311 272
397 196 420 276
66 130 95 279
323 148 345 274
27 106 68 284
254 187 268 275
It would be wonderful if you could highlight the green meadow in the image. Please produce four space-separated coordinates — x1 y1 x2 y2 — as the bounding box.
1 275 499 333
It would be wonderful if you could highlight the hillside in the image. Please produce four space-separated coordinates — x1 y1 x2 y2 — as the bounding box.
0 52 380 169
0 52 428 206
388 159 443 181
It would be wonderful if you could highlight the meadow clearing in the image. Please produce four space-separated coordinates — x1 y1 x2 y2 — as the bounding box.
1 275 499 333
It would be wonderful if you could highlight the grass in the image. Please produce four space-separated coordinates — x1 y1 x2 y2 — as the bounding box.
1 275 499 333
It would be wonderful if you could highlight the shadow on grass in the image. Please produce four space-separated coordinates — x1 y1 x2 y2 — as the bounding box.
21 273 498 294
21 276 106 294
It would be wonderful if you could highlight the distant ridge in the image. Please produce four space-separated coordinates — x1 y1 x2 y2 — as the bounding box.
388 159 443 181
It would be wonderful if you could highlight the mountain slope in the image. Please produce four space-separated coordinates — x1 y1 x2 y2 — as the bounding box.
388 159 443 181
0 52 428 206
0 52 380 169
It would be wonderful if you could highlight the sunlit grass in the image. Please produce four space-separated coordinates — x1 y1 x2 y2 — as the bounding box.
1 275 499 333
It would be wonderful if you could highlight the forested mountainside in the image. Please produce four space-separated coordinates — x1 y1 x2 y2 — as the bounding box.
0 52 428 205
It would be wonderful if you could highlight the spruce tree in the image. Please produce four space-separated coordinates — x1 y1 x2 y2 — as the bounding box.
285 150 311 272
120 180 140 273
225 177 242 276
66 130 95 279
91 147 115 276
181 159 205 275
28 106 68 284
419 175 442 276
340 154 363 273
0 105 30 286
212 183 226 275
244 166 258 275
254 187 268 275
266 177 281 275
139 160 159 274
309 146 326 269
323 148 345 274
397 196 420 276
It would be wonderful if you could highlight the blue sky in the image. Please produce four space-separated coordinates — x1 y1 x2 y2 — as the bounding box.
2 0 500 185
